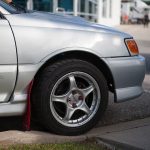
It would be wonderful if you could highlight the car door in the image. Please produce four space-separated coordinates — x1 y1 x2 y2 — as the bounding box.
0 13 17 103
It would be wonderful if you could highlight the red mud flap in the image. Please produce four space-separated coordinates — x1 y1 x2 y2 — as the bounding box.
23 80 34 131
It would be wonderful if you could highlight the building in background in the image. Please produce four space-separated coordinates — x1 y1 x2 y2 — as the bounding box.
13 0 121 26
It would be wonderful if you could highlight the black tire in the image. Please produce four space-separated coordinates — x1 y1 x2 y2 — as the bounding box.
31 59 108 135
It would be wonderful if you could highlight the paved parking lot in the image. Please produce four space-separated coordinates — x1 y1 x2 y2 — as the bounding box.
0 24 149 132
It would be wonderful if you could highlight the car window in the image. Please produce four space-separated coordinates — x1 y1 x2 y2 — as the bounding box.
0 0 18 14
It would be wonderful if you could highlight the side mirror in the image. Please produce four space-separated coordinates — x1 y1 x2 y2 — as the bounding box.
0 7 6 19
0 12 4 19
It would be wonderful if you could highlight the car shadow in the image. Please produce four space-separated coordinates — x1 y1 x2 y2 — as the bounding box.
0 116 44 132
0 117 23 132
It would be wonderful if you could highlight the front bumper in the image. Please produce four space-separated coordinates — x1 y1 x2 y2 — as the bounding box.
105 55 145 102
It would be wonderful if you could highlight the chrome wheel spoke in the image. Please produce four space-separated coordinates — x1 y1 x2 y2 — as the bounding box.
82 85 94 98
80 102 91 115
51 94 67 104
63 107 75 121
69 75 77 90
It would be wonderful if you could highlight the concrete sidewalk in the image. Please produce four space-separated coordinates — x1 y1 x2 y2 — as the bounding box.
96 117 150 150
0 117 150 150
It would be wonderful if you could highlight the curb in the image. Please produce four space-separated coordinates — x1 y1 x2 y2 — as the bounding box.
96 137 144 150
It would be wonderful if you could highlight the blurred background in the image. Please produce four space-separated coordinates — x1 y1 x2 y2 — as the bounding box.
12 0 150 26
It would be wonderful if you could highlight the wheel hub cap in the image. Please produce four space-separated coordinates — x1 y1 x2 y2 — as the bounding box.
67 90 84 108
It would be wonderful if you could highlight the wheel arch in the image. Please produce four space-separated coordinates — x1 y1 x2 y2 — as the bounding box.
34 50 116 100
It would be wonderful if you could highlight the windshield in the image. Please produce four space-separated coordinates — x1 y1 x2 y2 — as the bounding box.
0 0 26 14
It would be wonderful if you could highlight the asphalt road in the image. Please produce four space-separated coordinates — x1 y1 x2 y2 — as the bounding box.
0 25 149 132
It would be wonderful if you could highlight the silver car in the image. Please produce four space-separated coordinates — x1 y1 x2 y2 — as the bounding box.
0 0 145 135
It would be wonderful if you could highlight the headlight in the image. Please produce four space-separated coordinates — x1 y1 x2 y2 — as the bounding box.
125 39 139 56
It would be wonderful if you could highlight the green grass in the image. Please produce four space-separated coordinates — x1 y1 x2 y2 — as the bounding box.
0 139 109 150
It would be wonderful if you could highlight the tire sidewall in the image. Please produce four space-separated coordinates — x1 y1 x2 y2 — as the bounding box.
33 59 108 135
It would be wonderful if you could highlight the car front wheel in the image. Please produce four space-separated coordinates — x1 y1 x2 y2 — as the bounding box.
31 59 108 135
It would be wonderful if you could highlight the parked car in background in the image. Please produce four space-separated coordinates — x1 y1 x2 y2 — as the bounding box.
0 0 145 135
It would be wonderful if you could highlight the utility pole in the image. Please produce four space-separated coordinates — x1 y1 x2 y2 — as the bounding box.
53 0 58 13
73 0 78 16
97 0 102 23
27 0 33 10
85 0 89 19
